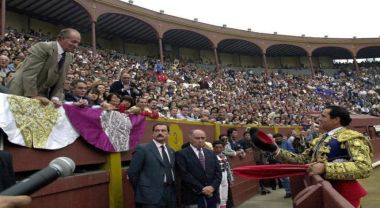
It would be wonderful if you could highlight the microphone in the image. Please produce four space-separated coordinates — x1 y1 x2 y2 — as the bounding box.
0 157 75 196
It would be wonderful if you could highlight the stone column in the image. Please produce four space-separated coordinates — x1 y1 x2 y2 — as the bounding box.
158 37 164 63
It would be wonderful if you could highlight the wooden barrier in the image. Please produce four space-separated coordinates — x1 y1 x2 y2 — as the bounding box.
8 118 378 208
291 175 354 208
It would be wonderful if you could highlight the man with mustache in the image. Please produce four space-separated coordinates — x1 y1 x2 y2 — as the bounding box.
273 105 373 207
128 123 176 208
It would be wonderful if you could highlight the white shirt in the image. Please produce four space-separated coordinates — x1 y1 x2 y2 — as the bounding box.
190 144 203 158
326 127 344 136
153 139 174 182
153 139 170 162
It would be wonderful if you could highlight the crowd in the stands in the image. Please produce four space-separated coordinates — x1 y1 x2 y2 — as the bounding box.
1 29 380 128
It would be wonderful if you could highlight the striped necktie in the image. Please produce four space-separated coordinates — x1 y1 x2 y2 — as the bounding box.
198 148 206 170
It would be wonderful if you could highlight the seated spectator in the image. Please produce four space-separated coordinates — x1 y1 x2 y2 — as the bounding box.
200 109 211 122
86 87 101 106
7 54 24 71
0 55 11 78
176 105 193 120
239 131 254 151
95 84 107 102
119 95 134 113
101 93 122 112
64 79 89 107
4 71 15 87
168 107 179 119
223 128 245 158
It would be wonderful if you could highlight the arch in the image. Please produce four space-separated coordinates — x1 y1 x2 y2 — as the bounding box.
357 46 380 59
312 46 353 59
6 0 92 32
266 44 308 57
217 39 262 56
96 13 158 42
163 29 213 49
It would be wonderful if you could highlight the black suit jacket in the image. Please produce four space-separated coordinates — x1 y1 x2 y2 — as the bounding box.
64 92 90 103
0 151 16 192
109 80 142 99
128 141 175 205
176 146 222 206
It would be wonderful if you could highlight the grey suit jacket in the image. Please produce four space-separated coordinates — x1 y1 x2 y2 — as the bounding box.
8 41 73 100
128 141 175 204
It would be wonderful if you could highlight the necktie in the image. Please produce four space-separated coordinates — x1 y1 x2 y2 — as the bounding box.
58 52 66 69
161 145 173 183
198 148 206 170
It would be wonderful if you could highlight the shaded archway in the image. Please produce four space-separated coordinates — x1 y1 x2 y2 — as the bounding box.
217 39 262 68
312 46 352 59
217 39 262 55
163 29 213 49
5 0 92 32
357 46 380 58
266 44 307 56
96 13 157 42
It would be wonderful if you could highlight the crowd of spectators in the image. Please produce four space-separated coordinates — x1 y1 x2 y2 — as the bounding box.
1 29 380 128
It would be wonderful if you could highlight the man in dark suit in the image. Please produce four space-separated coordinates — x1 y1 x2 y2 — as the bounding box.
176 129 222 208
8 28 81 107
64 79 90 107
128 123 176 208
0 151 16 192
109 70 142 100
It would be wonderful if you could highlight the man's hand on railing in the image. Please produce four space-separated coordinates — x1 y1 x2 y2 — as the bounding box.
306 162 325 176
32 96 62 108
51 97 62 108
73 98 88 108
32 96 51 106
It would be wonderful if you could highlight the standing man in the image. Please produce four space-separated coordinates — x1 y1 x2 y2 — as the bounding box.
273 106 373 207
273 133 294 198
213 140 234 208
176 129 222 208
8 28 81 107
128 123 176 208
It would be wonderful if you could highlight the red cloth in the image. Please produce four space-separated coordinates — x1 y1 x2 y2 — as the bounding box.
156 73 168 83
233 164 308 179
141 111 159 119
330 180 367 208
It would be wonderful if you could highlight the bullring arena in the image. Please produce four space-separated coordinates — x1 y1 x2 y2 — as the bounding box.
0 0 379 207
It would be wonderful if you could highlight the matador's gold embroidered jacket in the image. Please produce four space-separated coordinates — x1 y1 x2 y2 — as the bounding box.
276 128 373 180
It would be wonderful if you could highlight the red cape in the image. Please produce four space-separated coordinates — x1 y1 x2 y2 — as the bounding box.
233 164 308 179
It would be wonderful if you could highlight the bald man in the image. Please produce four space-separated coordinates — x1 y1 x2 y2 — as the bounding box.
176 129 221 208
